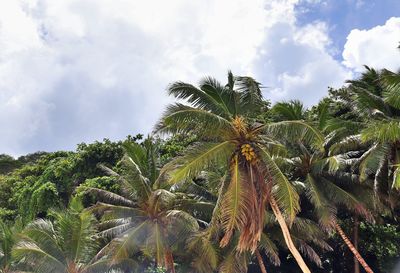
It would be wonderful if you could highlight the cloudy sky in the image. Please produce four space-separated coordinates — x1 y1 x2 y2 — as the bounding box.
1 0 399 156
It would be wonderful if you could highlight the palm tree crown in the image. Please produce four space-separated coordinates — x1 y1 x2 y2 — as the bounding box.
13 198 106 273
156 72 323 273
87 139 206 273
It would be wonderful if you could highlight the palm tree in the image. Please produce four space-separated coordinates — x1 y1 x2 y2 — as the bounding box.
186 171 330 273
12 197 115 273
269 100 307 121
87 139 207 273
324 67 400 273
271 100 375 273
0 220 23 273
343 68 400 198
155 72 323 273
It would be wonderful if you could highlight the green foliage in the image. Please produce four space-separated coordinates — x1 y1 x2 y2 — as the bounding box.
359 222 400 272
77 176 120 194
158 134 197 165
0 152 48 175
0 154 21 175
1 67 400 273
1 139 125 223
12 198 111 273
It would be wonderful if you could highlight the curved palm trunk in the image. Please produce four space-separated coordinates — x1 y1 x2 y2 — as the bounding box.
334 222 374 273
269 197 311 273
353 218 360 273
255 249 268 273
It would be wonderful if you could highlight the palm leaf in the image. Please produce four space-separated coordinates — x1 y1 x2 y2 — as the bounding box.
259 120 324 151
111 221 150 261
320 177 370 218
168 80 232 117
162 141 235 183
361 120 400 143
218 250 248 273
200 76 237 117
187 232 219 273
259 233 280 266
219 155 250 248
155 103 234 138
235 76 265 116
271 100 306 121
84 187 136 207
13 241 66 273
382 71 400 109
119 155 152 201
393 167 400 189
258 146 300 222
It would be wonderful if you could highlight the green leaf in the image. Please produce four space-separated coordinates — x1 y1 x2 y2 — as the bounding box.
163 141 235 183
155 103 234 138
392 167 400 189
257 146 300 222
259 120 324 151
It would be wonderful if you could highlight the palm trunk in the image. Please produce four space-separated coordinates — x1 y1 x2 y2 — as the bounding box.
164 250 176 273
255 249 268 273
269 197 311 273
353 218 360 273
334 222 374 273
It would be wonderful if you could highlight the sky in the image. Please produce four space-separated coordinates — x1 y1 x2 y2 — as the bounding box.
0 0 399 156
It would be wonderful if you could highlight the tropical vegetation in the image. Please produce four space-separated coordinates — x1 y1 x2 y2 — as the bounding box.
0 66 400 272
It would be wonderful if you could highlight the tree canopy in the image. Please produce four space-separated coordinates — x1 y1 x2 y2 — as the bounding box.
0 67 399 273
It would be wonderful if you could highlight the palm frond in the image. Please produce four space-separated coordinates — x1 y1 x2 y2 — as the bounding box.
219 155 250 248
167 80 232 117
119 155 152 201
358 144 387 182
295 239 322 267
92 203 144 220
235 76 265 116
317 101 330 130
271 100 306 121
111 221 150 261
259 121 324 151
392 167 400 189
165 210 200 247
218 250 248 273
85 258 138 273
304 174 327 209
84 187 136 207
382 71 400 109
259 233 280 266
351 86 391 116
320 177 370 218
13 241 66 273
155 103 234 138
122 140 158 182
98 221 132 239
199 76 237 117
162 141 235 183
328 134 363 155
258 146 300 222
19 219 65 263
361 120 400 143
187 233 219 273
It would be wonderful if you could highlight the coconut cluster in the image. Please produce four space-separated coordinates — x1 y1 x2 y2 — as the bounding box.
241 144 256 162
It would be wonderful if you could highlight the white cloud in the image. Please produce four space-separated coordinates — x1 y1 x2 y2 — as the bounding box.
0 0 269 155
253 3 351 105
0 0 362 155
342 17 400 72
